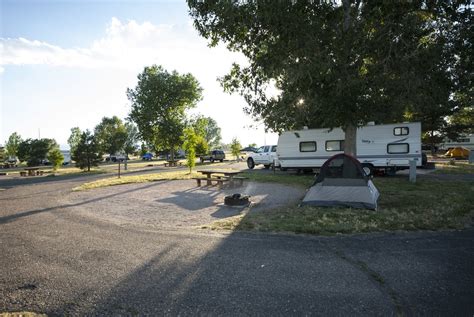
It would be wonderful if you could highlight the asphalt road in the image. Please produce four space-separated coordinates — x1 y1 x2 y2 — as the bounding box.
1 171 473 316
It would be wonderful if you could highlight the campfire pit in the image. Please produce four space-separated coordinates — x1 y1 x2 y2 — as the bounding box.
224 193 250 206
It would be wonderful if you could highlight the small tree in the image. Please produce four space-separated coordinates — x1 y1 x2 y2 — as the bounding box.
5 132 22 159
230 138 242 161
182 127 198 173
74 131 101 171
47 148 64 171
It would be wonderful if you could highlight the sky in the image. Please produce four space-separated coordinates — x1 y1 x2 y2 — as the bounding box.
0 0 279 150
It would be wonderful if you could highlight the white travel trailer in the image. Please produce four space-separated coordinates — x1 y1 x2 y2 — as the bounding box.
439 134 474 151
277 122 423 175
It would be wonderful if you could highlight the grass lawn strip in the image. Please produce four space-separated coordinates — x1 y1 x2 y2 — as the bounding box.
433 162 474 174
202 178 474 234
73 170 202 191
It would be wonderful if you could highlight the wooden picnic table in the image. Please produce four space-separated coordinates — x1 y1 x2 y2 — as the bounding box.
24 167 39 176
197 170 242 186
164 160 182 167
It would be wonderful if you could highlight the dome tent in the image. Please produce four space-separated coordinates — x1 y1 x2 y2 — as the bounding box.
301 154 380 210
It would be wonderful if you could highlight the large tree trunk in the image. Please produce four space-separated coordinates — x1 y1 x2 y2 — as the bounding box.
344 123 357 156
170 147 175 161
342 1 357 157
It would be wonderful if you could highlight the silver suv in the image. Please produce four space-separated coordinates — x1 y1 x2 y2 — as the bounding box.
200 150 225 163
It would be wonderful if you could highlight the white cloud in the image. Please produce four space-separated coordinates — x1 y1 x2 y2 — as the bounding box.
0 17 279 146
0 17 245 73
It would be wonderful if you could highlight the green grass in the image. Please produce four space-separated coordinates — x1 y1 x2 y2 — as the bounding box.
433 162 474 174
46 167 106 176
73 170 200 191
202 178 474 234
241 171 314 187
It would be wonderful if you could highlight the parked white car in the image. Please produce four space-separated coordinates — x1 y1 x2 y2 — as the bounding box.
246 145 279 169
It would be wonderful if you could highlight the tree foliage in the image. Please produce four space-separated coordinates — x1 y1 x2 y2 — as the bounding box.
194 137 209 156
123 122 140 156
94 116 127 156
73 131 102 171
68 127 82 160
182 127 198 173
128 65 203 160
5 132 22 158
191 115 222 148
445 107 474 141
230 137 242 160
188 1 472 154
0 146 5 162
17 138 58 167
47 147 64 171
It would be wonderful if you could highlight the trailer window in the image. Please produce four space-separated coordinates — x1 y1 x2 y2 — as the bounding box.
300 141 316 152
387 143 409 154
325 140 344 151
394 127 409 136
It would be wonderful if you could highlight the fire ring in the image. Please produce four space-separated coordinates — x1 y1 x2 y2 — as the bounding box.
224 193 250 206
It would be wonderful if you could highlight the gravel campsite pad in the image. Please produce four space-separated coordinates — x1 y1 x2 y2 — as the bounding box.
66 180 305 229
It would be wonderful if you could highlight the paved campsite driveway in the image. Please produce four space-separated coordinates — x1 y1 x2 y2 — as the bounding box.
1 171 473 316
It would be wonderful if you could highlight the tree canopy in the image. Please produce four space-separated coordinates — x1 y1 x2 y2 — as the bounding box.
191 115 222 148
188 1 472 154
68 127 82 160
5 132 22 158
128 65 203 160
123 122 140 156
17 138 58 167
94 116 127 156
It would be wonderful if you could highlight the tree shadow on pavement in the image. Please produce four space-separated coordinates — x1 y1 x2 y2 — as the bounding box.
0 181 167 224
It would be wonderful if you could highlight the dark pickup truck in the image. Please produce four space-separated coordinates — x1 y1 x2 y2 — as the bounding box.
200 150 225 163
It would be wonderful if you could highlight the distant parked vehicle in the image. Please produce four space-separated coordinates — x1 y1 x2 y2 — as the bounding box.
105 154 128 162
200 150 225 163
142 153 153 160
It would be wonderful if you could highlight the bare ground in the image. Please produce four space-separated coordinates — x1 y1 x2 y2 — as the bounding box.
65 180 305 229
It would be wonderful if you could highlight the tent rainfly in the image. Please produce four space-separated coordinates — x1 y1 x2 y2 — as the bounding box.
301 154 380 210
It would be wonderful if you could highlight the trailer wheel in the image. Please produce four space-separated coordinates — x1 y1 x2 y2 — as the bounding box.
247 158 255 169
361 164 374 177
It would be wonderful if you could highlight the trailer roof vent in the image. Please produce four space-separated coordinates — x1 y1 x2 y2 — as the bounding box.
367 121 375 126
